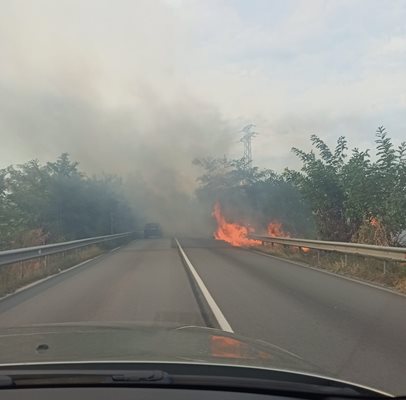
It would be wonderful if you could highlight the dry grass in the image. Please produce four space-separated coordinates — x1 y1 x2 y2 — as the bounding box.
0 245 105 297
253 244 406 294
0 236 134 297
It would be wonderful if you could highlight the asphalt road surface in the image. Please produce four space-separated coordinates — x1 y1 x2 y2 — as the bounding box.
0 238 405 394
0 239 204 327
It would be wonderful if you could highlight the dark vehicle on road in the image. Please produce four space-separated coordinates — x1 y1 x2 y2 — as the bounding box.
144 223 163 238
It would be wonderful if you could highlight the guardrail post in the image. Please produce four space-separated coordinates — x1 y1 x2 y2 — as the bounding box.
383 260 387 274
317 250 320 266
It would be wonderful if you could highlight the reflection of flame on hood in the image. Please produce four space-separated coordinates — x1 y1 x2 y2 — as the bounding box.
210 335 271 360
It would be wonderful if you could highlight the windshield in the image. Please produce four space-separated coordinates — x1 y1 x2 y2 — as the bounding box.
0 0 405 396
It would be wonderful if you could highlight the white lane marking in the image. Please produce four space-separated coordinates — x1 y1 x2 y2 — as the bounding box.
110 246 121 253
252 249 406 298
0 254 103 303
175 238 234 333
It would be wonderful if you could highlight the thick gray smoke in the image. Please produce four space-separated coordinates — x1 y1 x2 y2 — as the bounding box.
0 0 234 235
0 84 233 234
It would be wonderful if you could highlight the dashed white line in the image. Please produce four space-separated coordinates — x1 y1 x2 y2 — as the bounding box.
175 238 234 333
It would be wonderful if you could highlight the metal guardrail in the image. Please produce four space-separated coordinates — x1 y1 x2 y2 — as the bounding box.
0 232 135 267
249 234 406 262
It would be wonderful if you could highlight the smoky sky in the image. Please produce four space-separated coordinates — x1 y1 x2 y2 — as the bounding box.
0 0 234 177
0 0 237 233
2 0 406 169
0 71 232 233
1 0 405 232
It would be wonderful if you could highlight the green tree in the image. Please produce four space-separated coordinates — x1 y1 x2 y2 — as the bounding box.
286 135 349 241
371 127 406 243
0 154 137 249
194 157 315 236
289 127 406 245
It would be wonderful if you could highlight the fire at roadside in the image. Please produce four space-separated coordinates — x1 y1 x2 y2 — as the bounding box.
211 202 406 294
212 202 389 255
212 201 299 248
212 202 261 247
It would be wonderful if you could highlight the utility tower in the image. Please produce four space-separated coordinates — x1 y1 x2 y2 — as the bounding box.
240 124 258 166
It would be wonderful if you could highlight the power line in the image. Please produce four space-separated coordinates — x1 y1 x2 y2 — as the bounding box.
240 124 258 166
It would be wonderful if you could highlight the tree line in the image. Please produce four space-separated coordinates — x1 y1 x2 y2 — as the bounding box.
1 126 404 249
0 153 136 250
195 126 406 246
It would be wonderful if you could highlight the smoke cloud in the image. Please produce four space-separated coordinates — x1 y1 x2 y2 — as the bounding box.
0 0 234 235
3 1 404 234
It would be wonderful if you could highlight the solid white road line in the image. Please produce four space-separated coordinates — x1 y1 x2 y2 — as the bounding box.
175 238 234 333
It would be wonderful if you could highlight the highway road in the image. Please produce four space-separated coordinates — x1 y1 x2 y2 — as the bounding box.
0 238 405 394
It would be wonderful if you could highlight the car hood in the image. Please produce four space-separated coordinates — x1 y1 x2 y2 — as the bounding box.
0 322 317 373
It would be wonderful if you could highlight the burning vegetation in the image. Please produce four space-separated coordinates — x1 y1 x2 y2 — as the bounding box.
212 202 292 247
267 221 289 238
212 202 261 247
212 202 311 254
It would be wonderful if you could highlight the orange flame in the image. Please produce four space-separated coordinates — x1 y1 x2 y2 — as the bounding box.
267 222 310 253
212 202 261 247
370 217 379 227
267 221 289 238
212 202 310 253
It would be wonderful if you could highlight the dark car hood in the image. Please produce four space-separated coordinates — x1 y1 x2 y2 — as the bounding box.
0 322 316 373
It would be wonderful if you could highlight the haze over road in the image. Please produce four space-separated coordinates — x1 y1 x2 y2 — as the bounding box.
0 238 405 394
